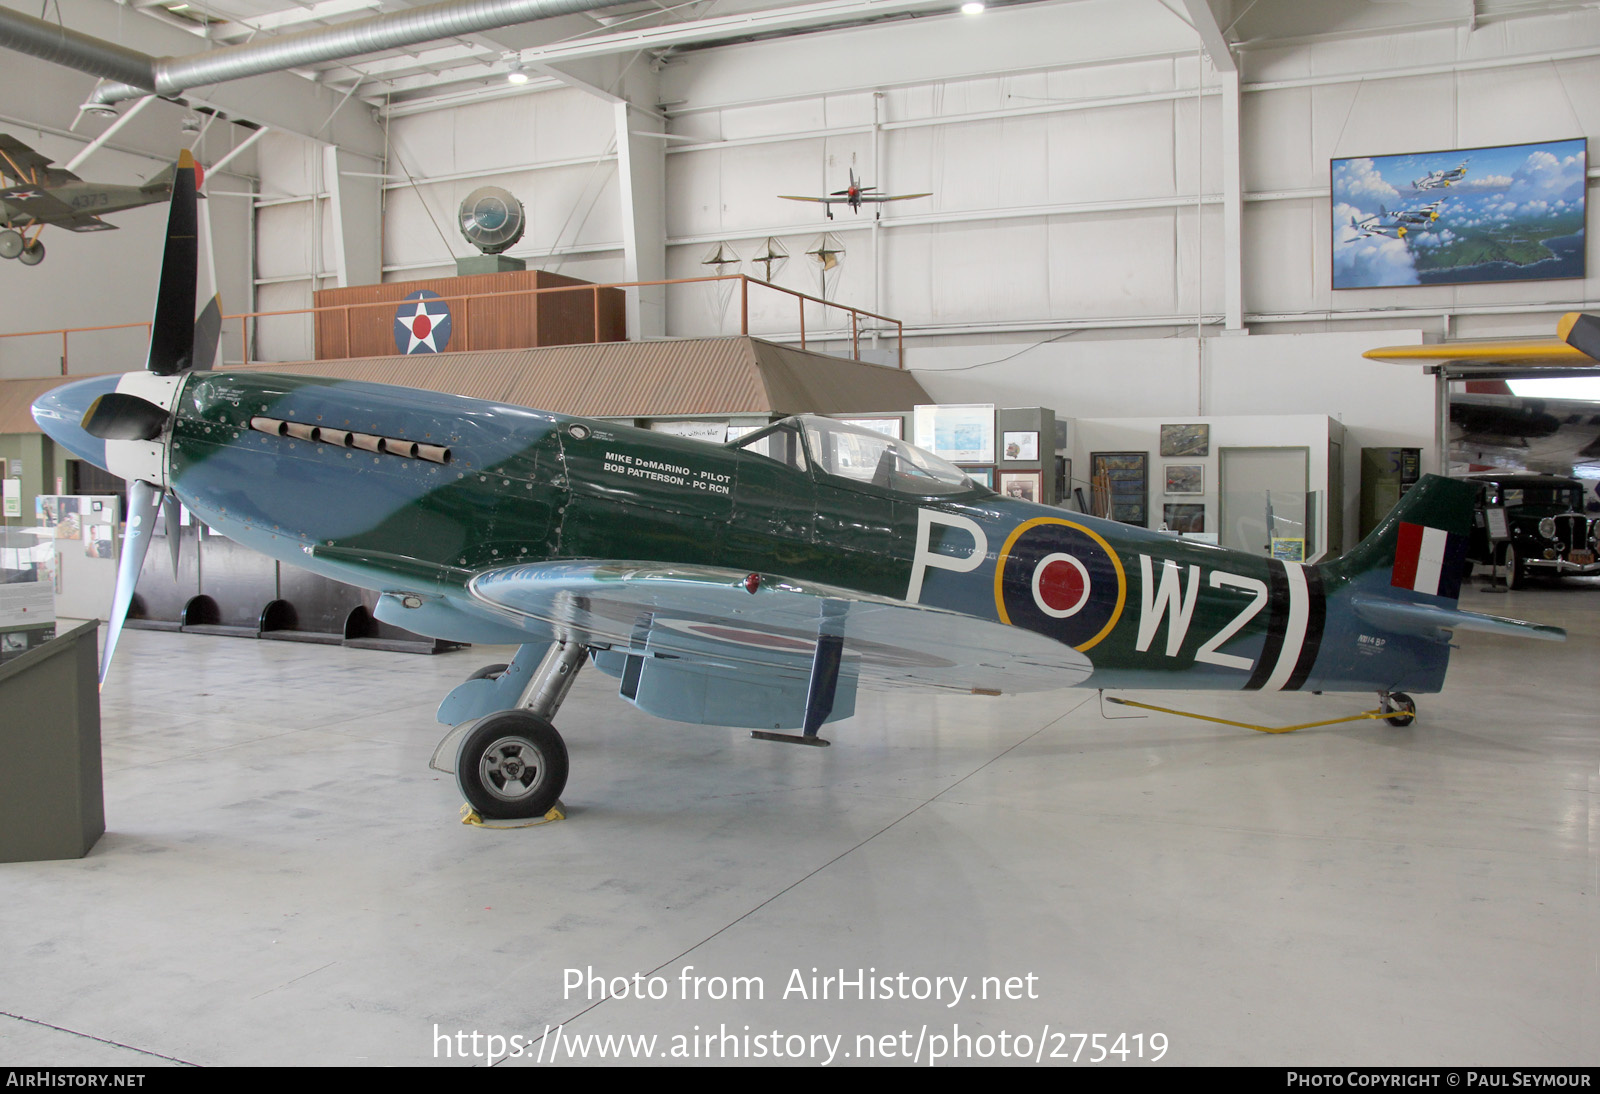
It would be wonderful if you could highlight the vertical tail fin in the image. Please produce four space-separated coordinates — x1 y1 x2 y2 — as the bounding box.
1324 474 1474 601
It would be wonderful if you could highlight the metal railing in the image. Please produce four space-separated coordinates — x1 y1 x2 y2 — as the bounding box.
1 274 904 376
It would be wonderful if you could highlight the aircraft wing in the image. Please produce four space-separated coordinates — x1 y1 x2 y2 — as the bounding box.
1364 340 1592 368
1364 313 1600 368
0 186 77 222
0 134 56 176
861 192 934 202
55 213 117 233
777 195 830 202
467 560 1092 695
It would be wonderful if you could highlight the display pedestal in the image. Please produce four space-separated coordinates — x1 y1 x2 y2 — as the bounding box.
455 254 527 276
0 620 103 862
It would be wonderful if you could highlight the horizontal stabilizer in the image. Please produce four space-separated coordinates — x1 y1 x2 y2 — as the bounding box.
1349 595 1566 642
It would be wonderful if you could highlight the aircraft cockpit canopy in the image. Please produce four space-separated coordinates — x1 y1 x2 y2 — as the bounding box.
733 415 986 498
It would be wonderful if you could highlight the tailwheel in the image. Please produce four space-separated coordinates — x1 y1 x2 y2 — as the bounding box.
1380 692 1416 728
456 709 568 819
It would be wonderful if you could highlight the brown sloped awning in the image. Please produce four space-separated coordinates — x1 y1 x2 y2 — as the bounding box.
0 375 73 435
0 337 930 435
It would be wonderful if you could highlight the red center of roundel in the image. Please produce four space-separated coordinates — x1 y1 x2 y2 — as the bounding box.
1037 557 1088 613
412 314 432 338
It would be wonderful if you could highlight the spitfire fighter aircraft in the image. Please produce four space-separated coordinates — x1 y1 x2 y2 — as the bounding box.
779 169 932 220
1 134 182 267
34 154 1567 820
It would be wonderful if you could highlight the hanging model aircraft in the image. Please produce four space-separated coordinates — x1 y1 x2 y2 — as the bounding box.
779 169 931 220
1365 313 1600 477
32 153 1567 821
0 133 184 267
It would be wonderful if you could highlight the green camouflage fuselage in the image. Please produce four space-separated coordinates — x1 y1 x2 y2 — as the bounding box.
144 370 1461 696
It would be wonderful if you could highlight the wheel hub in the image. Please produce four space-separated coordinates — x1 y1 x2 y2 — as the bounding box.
480 737 544 802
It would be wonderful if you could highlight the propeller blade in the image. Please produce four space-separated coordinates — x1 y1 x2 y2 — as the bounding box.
145 149 199 377
81 392 168 440
163 495 182 579
101 480 160 687
191 293 221 373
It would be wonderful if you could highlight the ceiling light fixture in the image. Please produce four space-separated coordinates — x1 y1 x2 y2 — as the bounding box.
961 1 985 13
506 60 529 85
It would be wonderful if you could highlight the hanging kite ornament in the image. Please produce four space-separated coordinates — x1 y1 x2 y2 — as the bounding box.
701 242 741 333
394 289 453 354
752 236 789 282
807 233 846 301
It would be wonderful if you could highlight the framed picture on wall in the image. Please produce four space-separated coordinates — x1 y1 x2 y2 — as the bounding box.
1331 137 1587 289
914 404 995 464
1165 463 1204 495
963 466 994 489
1160 424 1210 458
1090 451 1148 527
999 470 1042 503
1272 538 1306 562
1163 503 1205 533
1002 431 1038 461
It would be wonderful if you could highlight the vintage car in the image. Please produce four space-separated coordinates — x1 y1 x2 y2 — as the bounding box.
1463 473 1600 587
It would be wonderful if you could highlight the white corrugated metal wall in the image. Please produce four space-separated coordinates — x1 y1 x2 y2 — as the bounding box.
239 0 1600 397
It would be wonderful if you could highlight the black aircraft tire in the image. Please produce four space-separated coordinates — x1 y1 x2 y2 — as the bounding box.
468 662 510 681
1384 692 1416 728
0 229 21 260
17 241 43 266
456 709 568 819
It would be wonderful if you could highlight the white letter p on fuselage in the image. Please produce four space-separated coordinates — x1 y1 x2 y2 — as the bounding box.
907 509 989 603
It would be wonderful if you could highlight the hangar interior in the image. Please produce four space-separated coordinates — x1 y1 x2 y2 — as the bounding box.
0 0 1597 1067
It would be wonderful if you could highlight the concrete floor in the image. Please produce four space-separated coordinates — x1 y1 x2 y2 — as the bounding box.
1 580 1596 1067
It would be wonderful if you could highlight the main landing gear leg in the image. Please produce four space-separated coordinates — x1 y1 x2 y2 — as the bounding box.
1379 691 1416 727
455 635 587 819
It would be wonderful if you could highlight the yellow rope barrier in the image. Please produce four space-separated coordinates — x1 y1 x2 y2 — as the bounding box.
1104 696 1409 734
460 802 567 828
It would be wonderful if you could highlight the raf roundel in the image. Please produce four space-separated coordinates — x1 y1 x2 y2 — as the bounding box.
994 518 1127 651
394 290 453 354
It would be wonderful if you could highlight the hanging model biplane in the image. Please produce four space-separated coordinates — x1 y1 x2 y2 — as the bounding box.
0 133 183 267
32 153 1567 820
779 169 931 220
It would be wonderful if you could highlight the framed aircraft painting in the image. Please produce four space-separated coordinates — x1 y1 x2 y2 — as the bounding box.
1332 138 1587 289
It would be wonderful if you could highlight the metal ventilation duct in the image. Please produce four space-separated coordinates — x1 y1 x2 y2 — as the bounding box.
0 0 626 107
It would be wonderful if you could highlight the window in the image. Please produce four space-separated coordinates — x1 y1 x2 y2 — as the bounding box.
732 423 807 472
801 417 977 497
